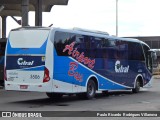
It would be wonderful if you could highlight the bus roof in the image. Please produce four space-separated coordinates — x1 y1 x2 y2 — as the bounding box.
11 26 51 31
10 27 150 48
52 27 150 47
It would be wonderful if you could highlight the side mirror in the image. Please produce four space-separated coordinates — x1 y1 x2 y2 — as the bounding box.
151 51 157 60
148 50 157 60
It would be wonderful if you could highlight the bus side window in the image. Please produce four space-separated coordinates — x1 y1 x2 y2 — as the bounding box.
94 37 109 58
143 45 152 71
116 40 128 60
136 43 145 61
128 42 145 61
54 31 73 56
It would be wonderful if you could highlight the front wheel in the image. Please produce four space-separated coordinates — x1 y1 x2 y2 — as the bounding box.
132 80 140 93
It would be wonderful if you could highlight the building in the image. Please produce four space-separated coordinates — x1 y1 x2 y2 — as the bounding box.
128 36 160 49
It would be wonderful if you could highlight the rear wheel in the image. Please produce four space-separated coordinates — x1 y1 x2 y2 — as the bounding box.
86 79 96 99
132 80 140 93
77 79 96 100
46 93 63 100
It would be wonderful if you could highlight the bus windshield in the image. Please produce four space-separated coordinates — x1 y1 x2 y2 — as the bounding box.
9 30 49 48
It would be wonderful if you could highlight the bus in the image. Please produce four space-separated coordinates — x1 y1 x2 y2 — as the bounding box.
4 27 156 99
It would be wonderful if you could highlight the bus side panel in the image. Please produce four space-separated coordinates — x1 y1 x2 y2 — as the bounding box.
51 30 152 93
53 49 129 93
52 31 132 93
53 50 78 93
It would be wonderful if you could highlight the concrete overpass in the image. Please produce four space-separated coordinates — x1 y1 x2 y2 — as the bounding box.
0 0 69 39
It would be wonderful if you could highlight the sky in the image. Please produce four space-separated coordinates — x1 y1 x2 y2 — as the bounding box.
5 0 160 37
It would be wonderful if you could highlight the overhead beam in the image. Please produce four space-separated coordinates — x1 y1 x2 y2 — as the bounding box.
0 0 68 6
0 0 69 15
0 10 21 16
41 0 68 5
0 0 22 4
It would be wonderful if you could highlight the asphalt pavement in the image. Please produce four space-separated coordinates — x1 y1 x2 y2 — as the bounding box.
0 76 160 120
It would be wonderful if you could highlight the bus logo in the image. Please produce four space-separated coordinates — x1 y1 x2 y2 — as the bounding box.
17 58 34 66
115 60 129 73
63 42 95 69
68 62 83 82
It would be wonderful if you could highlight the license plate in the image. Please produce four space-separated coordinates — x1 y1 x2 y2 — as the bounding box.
20 85 28 89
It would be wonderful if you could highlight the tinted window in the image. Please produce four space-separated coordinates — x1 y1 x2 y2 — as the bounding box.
143 44 149 60
143 44 152 71
54 31 92 56
9 30 49 48
91 38 117 59
76 35 90 56
54 31 118 59
116 40 128 60
128 42 145 60
54 31 75 56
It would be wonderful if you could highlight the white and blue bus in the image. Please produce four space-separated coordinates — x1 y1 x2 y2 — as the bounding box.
4 27 156 99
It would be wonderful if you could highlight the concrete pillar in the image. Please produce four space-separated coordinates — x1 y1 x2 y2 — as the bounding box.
21 0 29 26
2 16 7 38
35 0 42 26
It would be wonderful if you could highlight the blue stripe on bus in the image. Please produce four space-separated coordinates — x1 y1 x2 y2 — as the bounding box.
19 66 45 71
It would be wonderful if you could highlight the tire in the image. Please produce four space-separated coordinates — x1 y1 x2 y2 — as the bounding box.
77 80 96 100
85 79 96 99
132 80 140 93
46 93 63 100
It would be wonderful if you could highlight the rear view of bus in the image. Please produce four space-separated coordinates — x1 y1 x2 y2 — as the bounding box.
4 27 52 92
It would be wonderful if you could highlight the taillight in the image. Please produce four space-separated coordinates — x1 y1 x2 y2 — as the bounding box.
4 66 7 81
43 67 50 83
